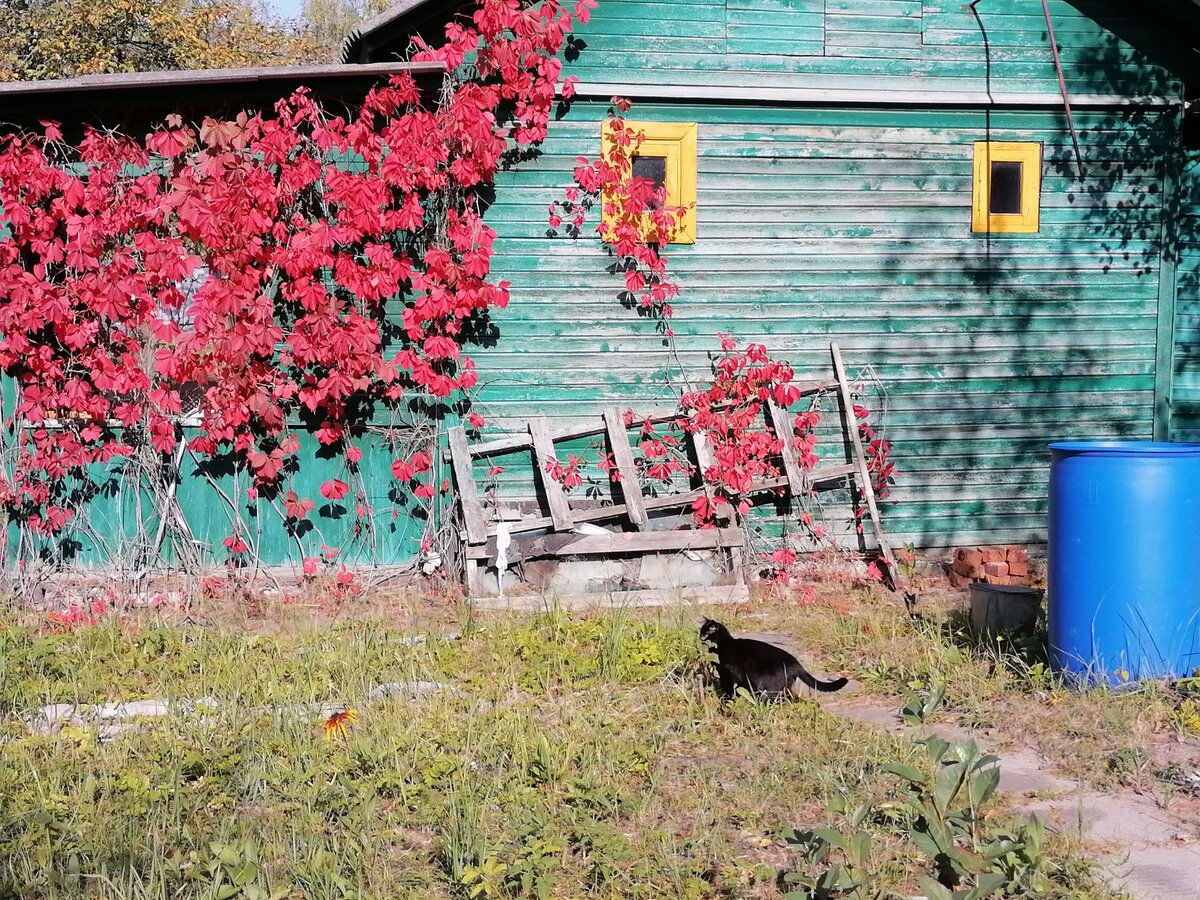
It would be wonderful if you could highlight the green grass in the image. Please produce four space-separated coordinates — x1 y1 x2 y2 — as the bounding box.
0 597 1123 898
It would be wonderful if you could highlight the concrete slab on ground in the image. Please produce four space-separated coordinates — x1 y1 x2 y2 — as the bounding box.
816 696 1200 900
1103 843 1200 900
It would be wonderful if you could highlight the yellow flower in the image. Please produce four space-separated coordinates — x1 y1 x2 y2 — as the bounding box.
322 708 358 741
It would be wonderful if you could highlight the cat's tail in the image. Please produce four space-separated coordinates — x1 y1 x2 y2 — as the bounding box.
795 667 848 693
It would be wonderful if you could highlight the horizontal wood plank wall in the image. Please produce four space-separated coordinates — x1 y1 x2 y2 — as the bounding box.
1171 152 1200 442
10 0 1183 565
474 102 1166 548
8 428 426 568
562 0 1180 99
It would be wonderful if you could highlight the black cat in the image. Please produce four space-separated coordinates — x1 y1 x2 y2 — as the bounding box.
699 618 848 699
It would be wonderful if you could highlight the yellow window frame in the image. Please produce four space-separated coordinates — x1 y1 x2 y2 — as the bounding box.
972 141 1042 234
601 120 697 245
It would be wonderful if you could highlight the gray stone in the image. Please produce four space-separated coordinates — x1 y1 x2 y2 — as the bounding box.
366 680 463 701
396 631 460 646
95 700 172 719
637 552 721 588
26 697 217 733
476 569 524 594
522 558 630 594
827 700 901 730
29 703 82 726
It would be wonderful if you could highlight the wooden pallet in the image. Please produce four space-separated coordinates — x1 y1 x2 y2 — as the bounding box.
447 342 907 598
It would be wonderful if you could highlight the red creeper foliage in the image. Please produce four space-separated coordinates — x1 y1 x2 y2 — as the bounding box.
550 105 688 333
0 0 594 561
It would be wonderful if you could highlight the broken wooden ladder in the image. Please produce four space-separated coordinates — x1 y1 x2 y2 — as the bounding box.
447 341 907 600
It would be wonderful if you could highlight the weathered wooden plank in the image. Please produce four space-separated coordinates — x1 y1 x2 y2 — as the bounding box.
525 99 1166 130
825 13 923 33
767 399 807 497
729 0 824 12
554 526 744 556
479 464 866 539
465 524 745 559
463 412 681 458
831 342 905 595
448 427 488 546
828 0 920 11
602 407 649 529
528 417 575 531
1169 151 1200 443
811 462 856 485
727 37 825 57
689 424 733 524
591 0 726 21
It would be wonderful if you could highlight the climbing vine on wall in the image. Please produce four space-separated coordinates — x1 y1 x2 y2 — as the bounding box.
552 105 899 583
550 103 686 333
0 0 596 569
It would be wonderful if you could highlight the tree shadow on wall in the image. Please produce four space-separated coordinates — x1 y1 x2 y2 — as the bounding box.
814 10 1199 551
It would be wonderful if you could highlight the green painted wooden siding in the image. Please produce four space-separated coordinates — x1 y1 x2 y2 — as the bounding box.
9 0 1189 565
474 101 1167 547
11 429 426 567
1171 151 1200 442
565 0 1180 98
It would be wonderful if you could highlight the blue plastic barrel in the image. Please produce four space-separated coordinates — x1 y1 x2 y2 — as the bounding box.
1048 441 1200 683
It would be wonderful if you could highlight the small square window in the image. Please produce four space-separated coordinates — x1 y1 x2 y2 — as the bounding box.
631 154 667 190
601 121 697 244
972 141 1042 234
631 154 668 209
988 161 1023 214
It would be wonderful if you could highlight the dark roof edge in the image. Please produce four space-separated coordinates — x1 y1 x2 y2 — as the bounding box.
0 61 446 100
341 0 465 63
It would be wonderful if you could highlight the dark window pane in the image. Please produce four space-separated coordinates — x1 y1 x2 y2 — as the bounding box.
989 160 1023 215
631 154 667 192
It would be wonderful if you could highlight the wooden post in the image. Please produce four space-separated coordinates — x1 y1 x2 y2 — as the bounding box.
689 416 743 580
448 426 488 546
767 398 807 498
604 407 648 529
688 426 729 523
830 342 909 599
529 416 574 531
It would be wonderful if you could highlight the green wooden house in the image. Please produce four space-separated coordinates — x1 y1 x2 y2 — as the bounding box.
5 0 1200 572
342 0 1200 551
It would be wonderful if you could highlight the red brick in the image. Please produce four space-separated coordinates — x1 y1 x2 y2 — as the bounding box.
955 548 983 568
983 561 1009 578
981 548 1006 563
953 558 982 577
1006 546 1028 565
948 571 972 589
1008 558 1029 577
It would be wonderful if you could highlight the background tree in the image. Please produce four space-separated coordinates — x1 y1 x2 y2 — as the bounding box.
0 0 317 82
301 0 393 61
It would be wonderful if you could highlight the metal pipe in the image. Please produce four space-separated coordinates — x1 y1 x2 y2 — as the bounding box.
1040 0 1087 177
